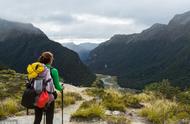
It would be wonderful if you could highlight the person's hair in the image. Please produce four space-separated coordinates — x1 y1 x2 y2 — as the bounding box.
38 51 54 64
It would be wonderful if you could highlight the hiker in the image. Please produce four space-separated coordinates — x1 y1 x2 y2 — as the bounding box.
33 51 63 124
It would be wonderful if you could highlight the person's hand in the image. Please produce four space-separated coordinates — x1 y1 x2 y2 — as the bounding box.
61 82 64 90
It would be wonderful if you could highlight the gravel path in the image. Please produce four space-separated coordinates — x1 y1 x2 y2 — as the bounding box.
126 108 152 124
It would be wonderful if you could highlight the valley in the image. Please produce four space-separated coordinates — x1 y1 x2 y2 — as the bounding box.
87 11 190 89
1 9 190 124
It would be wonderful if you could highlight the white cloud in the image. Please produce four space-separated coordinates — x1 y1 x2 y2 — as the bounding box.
51 38 107 45
0 0 190 44
34 22 63 33
74 14 135 25
34 13 148 43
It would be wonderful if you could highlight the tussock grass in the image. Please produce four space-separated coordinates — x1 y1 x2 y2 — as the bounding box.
123 94 142 108
0 70 26 101
0 70 26 118
79 99 97 109
0 98 22 118
140 99 190 124
102 89 125 112
71 101 105 120
64 92 83 101
133 92 156 102
72 99 131 123
55 92 82 108
85 88 105 97
85 88 142 111
102 88 142 111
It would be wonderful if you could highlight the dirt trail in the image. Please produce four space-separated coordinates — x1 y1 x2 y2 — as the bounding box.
126 108 152 124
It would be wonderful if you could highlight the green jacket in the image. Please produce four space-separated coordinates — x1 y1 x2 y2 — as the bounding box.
46 64 63 91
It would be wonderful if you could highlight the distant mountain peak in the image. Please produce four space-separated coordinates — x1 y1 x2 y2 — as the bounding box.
62 42 99 62
169 11 190 25
142 23 166 33
150 23 166 29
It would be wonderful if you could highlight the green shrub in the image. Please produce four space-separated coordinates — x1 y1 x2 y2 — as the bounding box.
91 74 106 88
145 79 180 99
91 79 104 88
176 91 190 104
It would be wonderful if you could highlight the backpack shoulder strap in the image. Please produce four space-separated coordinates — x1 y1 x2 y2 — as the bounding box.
49 66 55 78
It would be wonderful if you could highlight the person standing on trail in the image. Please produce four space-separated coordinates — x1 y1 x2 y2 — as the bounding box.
34 51 63 124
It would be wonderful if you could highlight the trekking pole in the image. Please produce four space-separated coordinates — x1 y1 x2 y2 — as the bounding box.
61 90 64 124
43 111 46 124
26 108 29 115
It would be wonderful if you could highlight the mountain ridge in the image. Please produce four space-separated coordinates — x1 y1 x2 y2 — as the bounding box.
0 18 96 86
87 11 190 89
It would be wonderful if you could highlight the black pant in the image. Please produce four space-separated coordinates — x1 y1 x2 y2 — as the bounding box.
34 101 55 124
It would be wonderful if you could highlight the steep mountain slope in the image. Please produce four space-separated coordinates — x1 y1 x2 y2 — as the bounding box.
0 18 96 86
62 42 98 62
87 11 190 89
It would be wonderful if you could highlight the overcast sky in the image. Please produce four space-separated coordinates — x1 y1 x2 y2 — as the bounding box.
0 0 190 44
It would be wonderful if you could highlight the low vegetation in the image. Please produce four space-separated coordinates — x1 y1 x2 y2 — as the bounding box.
71 101 105 121
85 88 142 111
72 88 140 123
55 92 82 108
2 70 190 123
85 88 105 97
0 69 82 119
133 92 156 102
71 99 131 124
102 89 126 112
0 69 26 118
81 79 190 124
0 98 23 118
139 79 190 123
104 115 130 124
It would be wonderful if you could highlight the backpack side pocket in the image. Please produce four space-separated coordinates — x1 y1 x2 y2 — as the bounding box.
33 79 43 94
